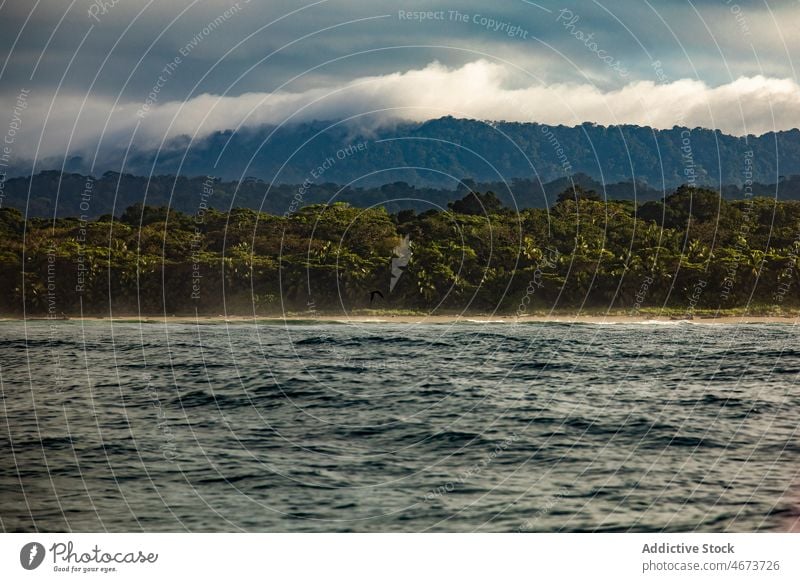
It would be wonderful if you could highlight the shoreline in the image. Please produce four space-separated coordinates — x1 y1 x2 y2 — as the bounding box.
3 312 800 325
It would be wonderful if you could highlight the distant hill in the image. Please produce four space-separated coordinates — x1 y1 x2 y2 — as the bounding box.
3 170 800 219
39 117 800 189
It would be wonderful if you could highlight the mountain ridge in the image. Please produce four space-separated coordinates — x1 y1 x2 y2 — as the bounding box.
12 116 800 190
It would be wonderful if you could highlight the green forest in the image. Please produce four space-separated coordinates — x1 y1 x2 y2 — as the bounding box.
6 170 800 219
2 184 800 316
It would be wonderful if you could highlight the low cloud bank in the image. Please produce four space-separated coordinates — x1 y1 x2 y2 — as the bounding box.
10 60 800 165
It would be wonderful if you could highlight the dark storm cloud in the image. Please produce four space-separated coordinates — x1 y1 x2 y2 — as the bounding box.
2 0 797 98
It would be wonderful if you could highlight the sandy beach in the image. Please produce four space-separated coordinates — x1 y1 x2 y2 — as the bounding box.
5 313 799 325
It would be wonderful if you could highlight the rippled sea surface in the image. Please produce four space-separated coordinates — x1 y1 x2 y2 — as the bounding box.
2 320 800 532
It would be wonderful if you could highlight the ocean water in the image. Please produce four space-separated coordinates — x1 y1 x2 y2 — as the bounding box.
1 319 800 532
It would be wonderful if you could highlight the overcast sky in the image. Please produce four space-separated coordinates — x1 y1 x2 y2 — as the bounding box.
1 0 799 161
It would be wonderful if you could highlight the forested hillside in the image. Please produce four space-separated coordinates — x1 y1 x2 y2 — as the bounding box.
24 118 800 188
4 170 800 219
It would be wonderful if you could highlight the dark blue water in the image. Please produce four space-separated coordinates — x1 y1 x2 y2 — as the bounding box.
2 320 800 532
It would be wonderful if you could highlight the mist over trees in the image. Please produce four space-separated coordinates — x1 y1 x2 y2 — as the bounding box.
17 118 800 190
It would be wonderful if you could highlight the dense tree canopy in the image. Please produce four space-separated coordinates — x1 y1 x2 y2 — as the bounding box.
2 185 799 316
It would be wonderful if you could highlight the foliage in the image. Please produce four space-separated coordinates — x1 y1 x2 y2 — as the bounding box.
2 186 800 315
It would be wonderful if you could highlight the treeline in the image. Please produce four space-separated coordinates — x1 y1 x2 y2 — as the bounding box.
2 185 799 315
5 171 800 220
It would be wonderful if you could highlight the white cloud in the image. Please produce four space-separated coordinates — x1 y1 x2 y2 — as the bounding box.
13 60 800 163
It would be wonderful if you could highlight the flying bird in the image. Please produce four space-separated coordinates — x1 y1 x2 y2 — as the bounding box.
370 290 385 304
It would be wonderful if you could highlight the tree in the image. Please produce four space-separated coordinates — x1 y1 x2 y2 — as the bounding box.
448 191 504 215
556 185 602 204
